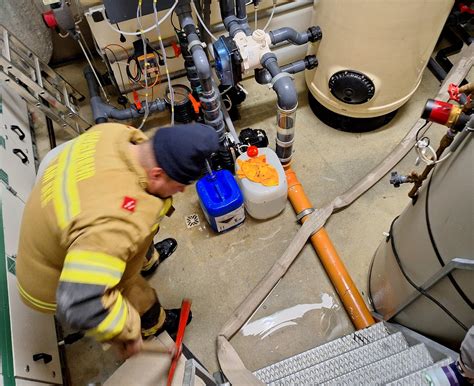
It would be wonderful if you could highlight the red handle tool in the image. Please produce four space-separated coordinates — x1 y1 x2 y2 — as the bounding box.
166 299 192 386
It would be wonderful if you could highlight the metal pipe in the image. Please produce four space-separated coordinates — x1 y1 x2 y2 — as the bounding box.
285 168 376 330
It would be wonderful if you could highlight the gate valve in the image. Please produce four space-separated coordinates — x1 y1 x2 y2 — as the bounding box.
458 3 474 14
42 10 58 29
448 83 471 105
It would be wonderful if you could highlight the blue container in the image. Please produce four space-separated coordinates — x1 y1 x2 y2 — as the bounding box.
196 169 245 233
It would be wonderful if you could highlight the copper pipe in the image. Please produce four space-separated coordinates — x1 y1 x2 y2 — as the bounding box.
408 133 454 198
285 168 375 330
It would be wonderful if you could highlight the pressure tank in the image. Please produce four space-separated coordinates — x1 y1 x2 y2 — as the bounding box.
305 0 454 132
369 133 473 348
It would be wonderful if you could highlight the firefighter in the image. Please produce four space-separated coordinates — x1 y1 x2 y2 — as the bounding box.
16 122 219 357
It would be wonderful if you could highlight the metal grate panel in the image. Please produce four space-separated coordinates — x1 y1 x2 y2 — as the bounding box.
268 332 408 385
254 322 389 384
324 344 434 385
387 358 453 386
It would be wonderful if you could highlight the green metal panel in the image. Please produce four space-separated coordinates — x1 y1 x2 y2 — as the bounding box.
0 136 5 149
0 192 15 385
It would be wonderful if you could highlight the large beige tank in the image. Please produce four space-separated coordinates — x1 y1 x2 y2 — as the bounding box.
369 133 473 348
305 0 454 131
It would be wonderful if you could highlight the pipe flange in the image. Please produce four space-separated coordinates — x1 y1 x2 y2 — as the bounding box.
296 208 315 223
188 39 206 51
268 72 294 89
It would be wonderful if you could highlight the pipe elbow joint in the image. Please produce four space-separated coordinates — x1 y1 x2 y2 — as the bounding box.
274 78 298 110
191 47 212 80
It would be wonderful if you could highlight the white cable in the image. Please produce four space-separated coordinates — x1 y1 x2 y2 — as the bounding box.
78 38 110 102
191 0 218 41
263 0 277 31
237 83 248 95
415 135 457 166
137 3 150 130
78 30 98 68
103 1 178 37
434 152 452 164
153 0 175 126
223 95 233 111
220 86 233 96
254 4 258 29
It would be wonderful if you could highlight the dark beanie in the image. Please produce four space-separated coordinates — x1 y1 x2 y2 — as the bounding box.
152 123 220 184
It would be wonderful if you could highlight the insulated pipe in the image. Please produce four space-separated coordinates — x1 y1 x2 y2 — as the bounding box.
84 66 166 123
269 26 322 46
285 168 376 330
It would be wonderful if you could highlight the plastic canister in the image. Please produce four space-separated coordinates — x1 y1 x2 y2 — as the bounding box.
196 169 245 233
235 146 287 220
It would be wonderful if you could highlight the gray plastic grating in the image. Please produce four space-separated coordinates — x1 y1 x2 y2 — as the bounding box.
268 332 408 385
254 322 389 384
324 344 434 385
387 358 453 386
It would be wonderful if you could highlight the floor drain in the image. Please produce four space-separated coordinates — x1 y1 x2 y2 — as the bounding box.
185 213 200 228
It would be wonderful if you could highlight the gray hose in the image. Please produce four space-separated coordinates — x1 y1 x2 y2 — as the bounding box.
83 66 166 123
269 26 322 46
260 53 298 110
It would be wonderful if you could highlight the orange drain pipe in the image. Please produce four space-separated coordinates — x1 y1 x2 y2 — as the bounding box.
285 167 375 330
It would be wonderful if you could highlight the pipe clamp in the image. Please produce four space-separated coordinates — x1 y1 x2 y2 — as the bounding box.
296 208 315 223
188 40 206 51
276 137 295 147
269 72 294 89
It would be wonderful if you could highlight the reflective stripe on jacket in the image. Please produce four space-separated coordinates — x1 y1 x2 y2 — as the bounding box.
17 123 171 342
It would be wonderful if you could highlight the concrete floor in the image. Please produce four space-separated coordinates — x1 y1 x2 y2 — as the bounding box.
34 60 447 384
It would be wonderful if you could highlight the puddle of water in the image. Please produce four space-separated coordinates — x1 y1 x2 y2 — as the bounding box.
241 293 337 339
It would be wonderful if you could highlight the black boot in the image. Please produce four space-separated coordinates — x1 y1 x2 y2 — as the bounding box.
141 238 178 277
154 308 193 340
155 238 178 263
